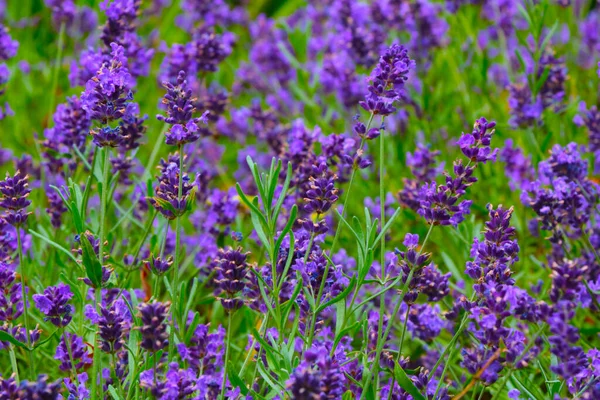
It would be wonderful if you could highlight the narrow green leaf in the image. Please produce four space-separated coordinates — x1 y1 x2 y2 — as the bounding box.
372 207 401 246
316 276 356 313
0 330 29 349
250 211 272 257
272 162 292 222
29 229 79 264
274 205 297 257
107 385 123 400
33 329 59 349
335 210 366 256
228 361 249 395
393 364 425 400
80 233 103 288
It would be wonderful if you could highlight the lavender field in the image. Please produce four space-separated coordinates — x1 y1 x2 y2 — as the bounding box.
0 0 599 399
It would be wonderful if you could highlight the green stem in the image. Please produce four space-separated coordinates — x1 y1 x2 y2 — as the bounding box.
376 122 387 391
239 315 267 378
91 288 103 396
488 324 546 400
16 227 34 379
168 146 184 361
366 223 434 394
47 23 65 121
8 345 19 383
305 113 375 349
64 330 79 383
386 305 410 400
220 312 233 400
92 147 110 398
142 124 169 181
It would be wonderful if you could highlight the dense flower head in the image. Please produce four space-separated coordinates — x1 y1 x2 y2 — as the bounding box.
149 157 195 219
287 340 347 399
0 375 63 399
500 139 535 191
99 0 138 46
64 372 90 400
466 205 519 291
192 28 235 73
539 142 588 182
0 25 18 61
138 301 169 352
214 247 249 311
0 170 32 226
157 70 210 145
395 233 449 304
416 118 497 226
47 95 91 149
177 323 225 375
302 162 339 216
45 0 76 26
55 332 92 371
118 102 147 151
359 43 415 116
0 261 24 321
81 43 134 124
457 117 498 163
32 283 74 327
178 0 246 29
144 254 173 276
399 143 443 211
97 301 127 353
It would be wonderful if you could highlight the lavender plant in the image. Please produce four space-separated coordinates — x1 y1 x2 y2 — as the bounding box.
0 0 600 399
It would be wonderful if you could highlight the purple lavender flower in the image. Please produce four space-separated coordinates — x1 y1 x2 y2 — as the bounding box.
548 301 587 379
32 283 74 327
214 247 249 312
465 205 518 291
457 118 498 163
178 323 225 375
574 102 600 173
0 262 24 322
395 233 449 304
138 301 169 352
0 171 32 227
303 163 339 216
81 43 133 124
192 28 235 73
143 254 173 277
359 43 415 116
97 301 127 353
177 0 246 29
45 0 76 27
56 332 93 371
508 83 542 128
47 96 91 149
539 142 588 182
64 372 90 400
417 118 497 226
163 362 198 398
0 25 18 61
500 139 535 191
287 341 346 399
157 70 209 146
149 158 195 219
0 375 62 398
399 143 442 211
118 102 147 151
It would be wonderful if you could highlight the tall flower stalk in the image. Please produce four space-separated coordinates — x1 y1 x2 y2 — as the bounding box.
0 171 34 377
80 41 134 397
153 70 208 359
